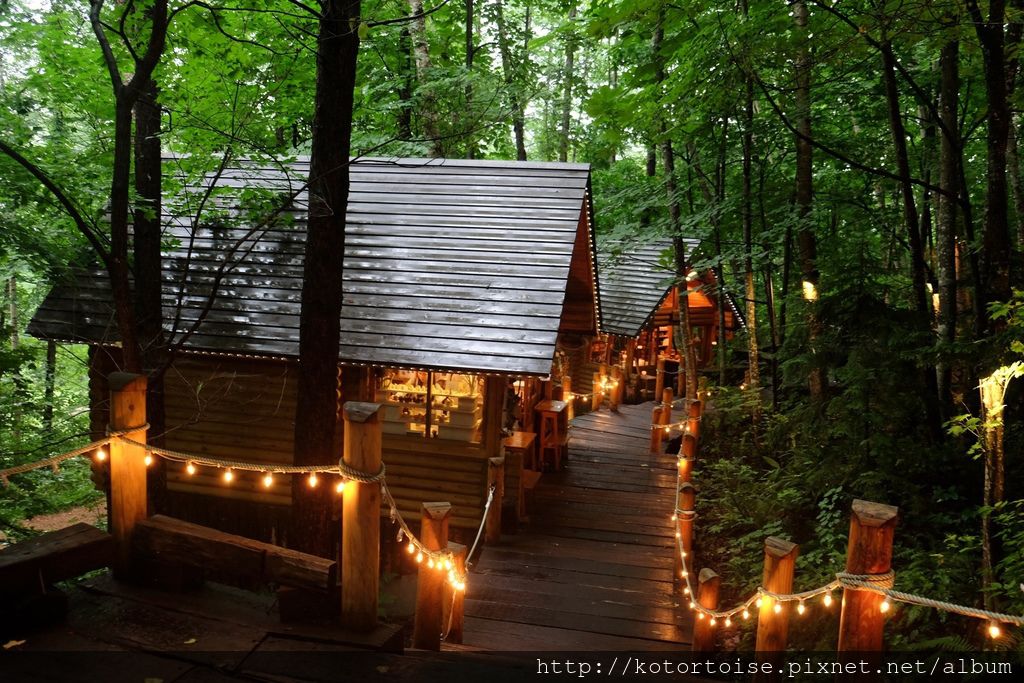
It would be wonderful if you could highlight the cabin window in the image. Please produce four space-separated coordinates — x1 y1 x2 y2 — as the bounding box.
376 369 483 442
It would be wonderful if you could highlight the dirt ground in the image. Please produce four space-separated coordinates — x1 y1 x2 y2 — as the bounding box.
0 500 107 547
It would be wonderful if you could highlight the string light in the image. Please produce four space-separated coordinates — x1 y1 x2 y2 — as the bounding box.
144 454 153 467
427 558 435 569
823 592 833 607
742 609 750 620
416 551 424 564
756 597 764 609
773 602 783 614
683 586 691 595
724 617 732 627
186 462 196 475
988 622 1002 639
94 449 106 462
308 472 318 488
223 468 234 483
407 542 416 555
797 601 806 615
880 599 891 614
335 480 347 494
263 472 273 488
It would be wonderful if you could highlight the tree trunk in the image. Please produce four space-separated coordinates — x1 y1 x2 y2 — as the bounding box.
559 4 577 163
966 0 1014 308
494 0 527 160
292 0 362 558
1008 116 1024 249
43 339 56 434
398 27 413 141
739 2 759 420
408 0 443 156
465 0 475 158
936 39 959 416
793 0 821 400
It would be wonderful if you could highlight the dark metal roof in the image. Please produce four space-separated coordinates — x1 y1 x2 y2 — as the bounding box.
28 157 594 376
596 238 694 337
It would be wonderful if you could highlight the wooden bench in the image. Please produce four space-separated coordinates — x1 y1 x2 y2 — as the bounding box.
0 523 113 591
133 515 335 592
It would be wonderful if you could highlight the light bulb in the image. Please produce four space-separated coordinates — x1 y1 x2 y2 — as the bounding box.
186 462 196 475
144 454 153 467
680 569 687 577
263 472 273 488
742 609 750 620
880 600 890 614
756 597 763 608
683 587 691 595
223 469 233 483
427 558 434 569
308 472 318 488
697 612 704 620
416 552 423 563
773 602 782 614
407 541 416 555
444 558 453 571
725 617 732 627
689 601 696 609
988 623 1002 639
675 531 681 539
710 617 717 626
797 601 806 615
95 449 107 462
335 480 347 494
823 592 833 607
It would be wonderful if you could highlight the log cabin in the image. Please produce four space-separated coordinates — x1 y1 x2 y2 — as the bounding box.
593 237 743 401
27 157 598 545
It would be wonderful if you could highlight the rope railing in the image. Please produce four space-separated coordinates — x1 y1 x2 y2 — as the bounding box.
670 434 1024 639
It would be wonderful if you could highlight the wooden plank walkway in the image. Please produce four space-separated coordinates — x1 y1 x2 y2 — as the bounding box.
463 402 692 650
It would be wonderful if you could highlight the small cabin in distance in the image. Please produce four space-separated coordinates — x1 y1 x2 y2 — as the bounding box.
593 238 743 401
28 156 598 547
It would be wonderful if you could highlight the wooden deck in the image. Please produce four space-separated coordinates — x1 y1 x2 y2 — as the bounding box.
463 401 692 650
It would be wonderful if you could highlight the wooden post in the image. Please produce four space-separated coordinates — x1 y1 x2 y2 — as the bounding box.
108 372 148 578
678 435 696 483
412 502 451 651
687 398 703 441
609 366 622 412
592 371 602 411
838 500 899 653
692 568 721 652
649 405 663 454
755 537 799 652
676 482 696 580
341 401 382 631
563 375 574 421
624 339 636 381
654 357 666 398
441 542 467 644
485 457 505 544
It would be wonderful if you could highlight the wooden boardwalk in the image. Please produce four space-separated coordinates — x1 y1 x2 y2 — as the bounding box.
463 402 692 650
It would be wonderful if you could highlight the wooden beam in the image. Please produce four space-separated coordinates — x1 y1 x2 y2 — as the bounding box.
108 372 148 578
485 456 505 544
838 500 899 653
0 523 113 589
692 568 721 652
341 401 383 631
412 502 451 651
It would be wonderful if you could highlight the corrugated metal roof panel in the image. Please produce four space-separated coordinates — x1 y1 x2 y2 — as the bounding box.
27 157 593 375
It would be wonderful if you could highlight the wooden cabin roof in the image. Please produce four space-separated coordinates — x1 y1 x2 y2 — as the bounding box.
28 157 596 376
596 238 696 337
596 237 744 337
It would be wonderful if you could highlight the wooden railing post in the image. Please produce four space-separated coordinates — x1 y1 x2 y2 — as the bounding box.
592 370 602 412
755 537 799 652
838 500 899 653
655 357 666 398
563 375 574 421
485 457 505 544
610 366 622 412
341 401 382 631
676 482 696 580
413 502 451 650
679 435 696 483
649 405 664 454
692 568 721 652
108 372 148 578
687 398 703 442
441 542 467 644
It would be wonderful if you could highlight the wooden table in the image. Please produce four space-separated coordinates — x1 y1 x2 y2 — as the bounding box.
502 431 536 521
534 399 569 472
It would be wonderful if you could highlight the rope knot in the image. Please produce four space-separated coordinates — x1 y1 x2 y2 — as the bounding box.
836 569 896 591
336 459 386 483
675 508 698 521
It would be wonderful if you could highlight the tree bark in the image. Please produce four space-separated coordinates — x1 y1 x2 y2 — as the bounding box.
291 0 362 558
559 4 577 163
398 27 413 141
464 0 474 158
408 0 443 156
936 38 959 416
494 0 527 160
740 0 759 420
793 0 822 400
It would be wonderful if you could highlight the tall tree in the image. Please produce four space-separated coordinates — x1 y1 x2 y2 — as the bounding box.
559 4 577 163
936 36 960 415
739 0 759 422
494 0 527 160
408 0 443 156
291 0 362 557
